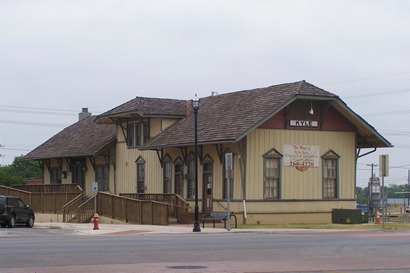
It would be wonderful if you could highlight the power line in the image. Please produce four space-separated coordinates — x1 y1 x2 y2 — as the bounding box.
0 108 76 116
343 88 410 99
0 120 68 127
0 105 78 113
1 148 31 152
364 109 410 117
0 105 102 115
321 71 410 85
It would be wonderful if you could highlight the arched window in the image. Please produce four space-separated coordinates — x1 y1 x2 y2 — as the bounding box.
187 153 195 199
174 157 184 197
263 148 282 199
163 155 172 194
322 150 340 199
135 156 146 193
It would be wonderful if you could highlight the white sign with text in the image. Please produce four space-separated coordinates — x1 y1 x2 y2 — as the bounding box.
284 144 320 169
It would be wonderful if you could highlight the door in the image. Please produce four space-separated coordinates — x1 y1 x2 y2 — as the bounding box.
174 163 184 196
95 165 109 191
71 158 85 190
202 161 213 212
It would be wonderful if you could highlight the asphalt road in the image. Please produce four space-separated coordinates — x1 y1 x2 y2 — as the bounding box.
1 227 410 272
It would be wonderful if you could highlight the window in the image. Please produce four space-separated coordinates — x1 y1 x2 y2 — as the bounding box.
95 165 109 192
263 149 282 199
222 153 234 200
127 121 150 148
50 167 62 184
127 123 134 147
322 150 339 199
187 154 195 199
163 156 172 194
136 157 146 193
174 158 184 196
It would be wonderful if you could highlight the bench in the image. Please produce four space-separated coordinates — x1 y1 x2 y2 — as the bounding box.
202 211 237 228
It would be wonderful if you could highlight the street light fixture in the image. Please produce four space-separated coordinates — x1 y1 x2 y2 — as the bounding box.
192 94 201 232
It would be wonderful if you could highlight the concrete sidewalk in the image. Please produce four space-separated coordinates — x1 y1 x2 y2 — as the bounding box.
33 221 373 236
34 222 257 235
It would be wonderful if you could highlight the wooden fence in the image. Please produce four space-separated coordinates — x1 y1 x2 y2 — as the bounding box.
13 184 82 193
0 185 170 225
62 194 86 223
120 193 190 224
98 192 169 225
0 185 81 213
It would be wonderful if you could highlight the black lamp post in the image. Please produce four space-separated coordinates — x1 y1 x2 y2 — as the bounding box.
192 94 201 232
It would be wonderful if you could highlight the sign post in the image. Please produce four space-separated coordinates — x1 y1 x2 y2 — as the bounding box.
225 153 233 231
379 155 389 231
92 182 98 214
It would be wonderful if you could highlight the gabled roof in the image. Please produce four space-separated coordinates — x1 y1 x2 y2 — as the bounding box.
141 81 392 150
23 116 116 161
95 97 187 124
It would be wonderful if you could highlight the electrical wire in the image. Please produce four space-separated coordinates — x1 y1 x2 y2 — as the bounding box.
0 120 68 127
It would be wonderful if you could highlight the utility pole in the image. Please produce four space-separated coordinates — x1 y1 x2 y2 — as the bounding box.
404 170 410 205
0 143 4 167
367 163 378 221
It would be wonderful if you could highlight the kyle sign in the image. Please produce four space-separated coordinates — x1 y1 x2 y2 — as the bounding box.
284 144 319 171
290 120 318 127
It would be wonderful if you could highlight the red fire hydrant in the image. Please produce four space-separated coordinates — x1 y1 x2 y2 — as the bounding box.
92 213 99 230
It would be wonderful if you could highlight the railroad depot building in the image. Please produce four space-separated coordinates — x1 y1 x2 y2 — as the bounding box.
24 81 392 224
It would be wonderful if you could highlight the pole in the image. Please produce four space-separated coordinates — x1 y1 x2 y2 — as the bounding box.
404 170 410 205
381 176 385 231
367 163 377 220
227 172 231 231
193 106 201 232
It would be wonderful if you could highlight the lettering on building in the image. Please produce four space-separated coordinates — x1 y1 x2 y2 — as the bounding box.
290 120 318 127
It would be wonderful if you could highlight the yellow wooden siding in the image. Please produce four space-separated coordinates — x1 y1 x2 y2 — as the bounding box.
162 118 179 130
150 118 162 137
246 129 356 202
115 118 180 195
115 143 161 194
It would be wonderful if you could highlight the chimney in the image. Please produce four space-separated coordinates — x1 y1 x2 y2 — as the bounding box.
79 108 92 121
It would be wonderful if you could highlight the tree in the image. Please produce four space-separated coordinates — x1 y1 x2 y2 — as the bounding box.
0 157 42 186
356 186 369 204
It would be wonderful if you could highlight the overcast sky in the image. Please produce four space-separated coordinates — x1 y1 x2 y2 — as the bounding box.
1 0 409 188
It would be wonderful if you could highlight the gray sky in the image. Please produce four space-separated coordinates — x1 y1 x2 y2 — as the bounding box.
1 0 409 188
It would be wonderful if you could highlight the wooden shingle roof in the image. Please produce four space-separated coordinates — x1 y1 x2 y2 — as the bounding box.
23 116 116 160
95 97 187 124
141 80 392 149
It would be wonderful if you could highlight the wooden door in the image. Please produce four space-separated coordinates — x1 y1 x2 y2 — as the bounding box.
71 158 85 190
174 163 184 196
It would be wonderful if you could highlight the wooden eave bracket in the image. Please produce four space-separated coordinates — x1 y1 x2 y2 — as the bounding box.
45 159 51 173
88 156 96 172
65 158 72 172
214 144 224 164
179 147 188 164
112 117 128 145
57 158 63 173
103 153 115 169
155 149 164 166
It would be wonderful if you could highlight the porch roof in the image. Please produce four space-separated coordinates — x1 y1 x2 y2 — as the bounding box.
23 116 116 161
140 80 392 150
95 97 187 124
